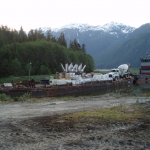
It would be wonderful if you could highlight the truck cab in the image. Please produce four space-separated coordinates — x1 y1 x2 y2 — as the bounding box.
108 69 120 81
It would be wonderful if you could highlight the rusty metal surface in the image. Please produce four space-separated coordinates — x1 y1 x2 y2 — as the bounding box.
0 79 133 98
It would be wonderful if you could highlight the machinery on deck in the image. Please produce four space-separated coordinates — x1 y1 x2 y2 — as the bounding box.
49 63 114 86
107 64 130 81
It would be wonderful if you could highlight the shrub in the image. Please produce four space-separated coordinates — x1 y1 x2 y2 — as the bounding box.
19 93 31 101
13 96 19 101
0 93 7 101
0 93 11 101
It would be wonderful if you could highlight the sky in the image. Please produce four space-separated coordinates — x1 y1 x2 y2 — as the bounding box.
0 0 150 31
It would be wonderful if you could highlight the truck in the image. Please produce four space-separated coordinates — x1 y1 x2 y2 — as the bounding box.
107 64 130 81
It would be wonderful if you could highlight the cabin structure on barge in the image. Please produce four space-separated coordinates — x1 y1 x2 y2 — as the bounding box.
140 54 150 75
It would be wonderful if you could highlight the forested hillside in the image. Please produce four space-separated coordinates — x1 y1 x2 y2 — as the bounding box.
0 26 94 77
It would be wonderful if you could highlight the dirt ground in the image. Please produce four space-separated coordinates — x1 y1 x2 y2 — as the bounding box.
0 95 150 150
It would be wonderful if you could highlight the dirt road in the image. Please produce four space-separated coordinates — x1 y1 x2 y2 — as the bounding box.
0 96 150 150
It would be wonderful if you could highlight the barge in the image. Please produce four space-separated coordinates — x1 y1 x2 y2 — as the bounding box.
0 63 133 98
0 78 133 98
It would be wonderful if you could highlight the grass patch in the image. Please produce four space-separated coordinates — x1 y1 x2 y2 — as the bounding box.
0 74 56 84
37 104 150 132
58 95 75 101
29 103 150 132
135 92 150 97
130 68 139 73
60 105 150 124
19 93 31 101
113 93 121 98
0 92 37 102
0 92 149 103
146 93 150 97
0 93 75 102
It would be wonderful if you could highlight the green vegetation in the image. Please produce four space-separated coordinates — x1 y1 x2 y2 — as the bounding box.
134 92 150 97
130 68 139 73
19 93 31 101
0 40 94 77
0 74 55 84
41 103 150 132
0 26 95 78
0 93 36 102
136 99 139 103
0 92 76 102
0 93 12 101
13 96 19 101
60 105 150 124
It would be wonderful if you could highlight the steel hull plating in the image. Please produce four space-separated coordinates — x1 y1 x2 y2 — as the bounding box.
0 79 133 98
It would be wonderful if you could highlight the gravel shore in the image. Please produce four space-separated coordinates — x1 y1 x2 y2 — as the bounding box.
0 95 150 150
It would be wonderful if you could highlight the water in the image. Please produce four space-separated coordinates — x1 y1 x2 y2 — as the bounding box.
131 81 150 95
84 81 150 97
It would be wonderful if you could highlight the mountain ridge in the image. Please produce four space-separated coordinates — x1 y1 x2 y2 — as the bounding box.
50 22 136 34
41 22 150 69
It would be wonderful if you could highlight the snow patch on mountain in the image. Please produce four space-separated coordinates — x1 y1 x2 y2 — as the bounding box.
51 22 136 34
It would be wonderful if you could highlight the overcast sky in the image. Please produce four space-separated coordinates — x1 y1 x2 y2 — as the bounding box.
0 0 150 31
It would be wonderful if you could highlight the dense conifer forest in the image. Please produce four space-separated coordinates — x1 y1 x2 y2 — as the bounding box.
0 26 94 77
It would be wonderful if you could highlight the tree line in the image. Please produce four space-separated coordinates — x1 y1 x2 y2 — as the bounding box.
0 25 86 52
0 25 94 77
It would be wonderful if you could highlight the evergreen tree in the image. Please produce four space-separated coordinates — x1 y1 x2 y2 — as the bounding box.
81 43 86 53
58 32 67 47
40 65 51 74
11 58 22 76
37 28 45 40
1 59 10 76
34 29 39 40
51 36 57 43
69 40 74 49
28 29 35 41
46 28 52 41
0 38 94 77
73 39 78 50
18 26 27 42
77 43 81 50
12 29 19 43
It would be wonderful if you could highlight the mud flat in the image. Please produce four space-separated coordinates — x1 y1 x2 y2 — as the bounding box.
0 95 150 150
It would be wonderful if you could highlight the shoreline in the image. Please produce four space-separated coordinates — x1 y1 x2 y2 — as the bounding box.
0 95 150 149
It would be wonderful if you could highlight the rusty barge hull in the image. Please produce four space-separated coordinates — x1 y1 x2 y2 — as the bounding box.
0 79 133 98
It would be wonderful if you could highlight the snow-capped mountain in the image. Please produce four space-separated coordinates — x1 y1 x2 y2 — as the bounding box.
51 22 135 34
46 22 136 65
40 22 150 69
